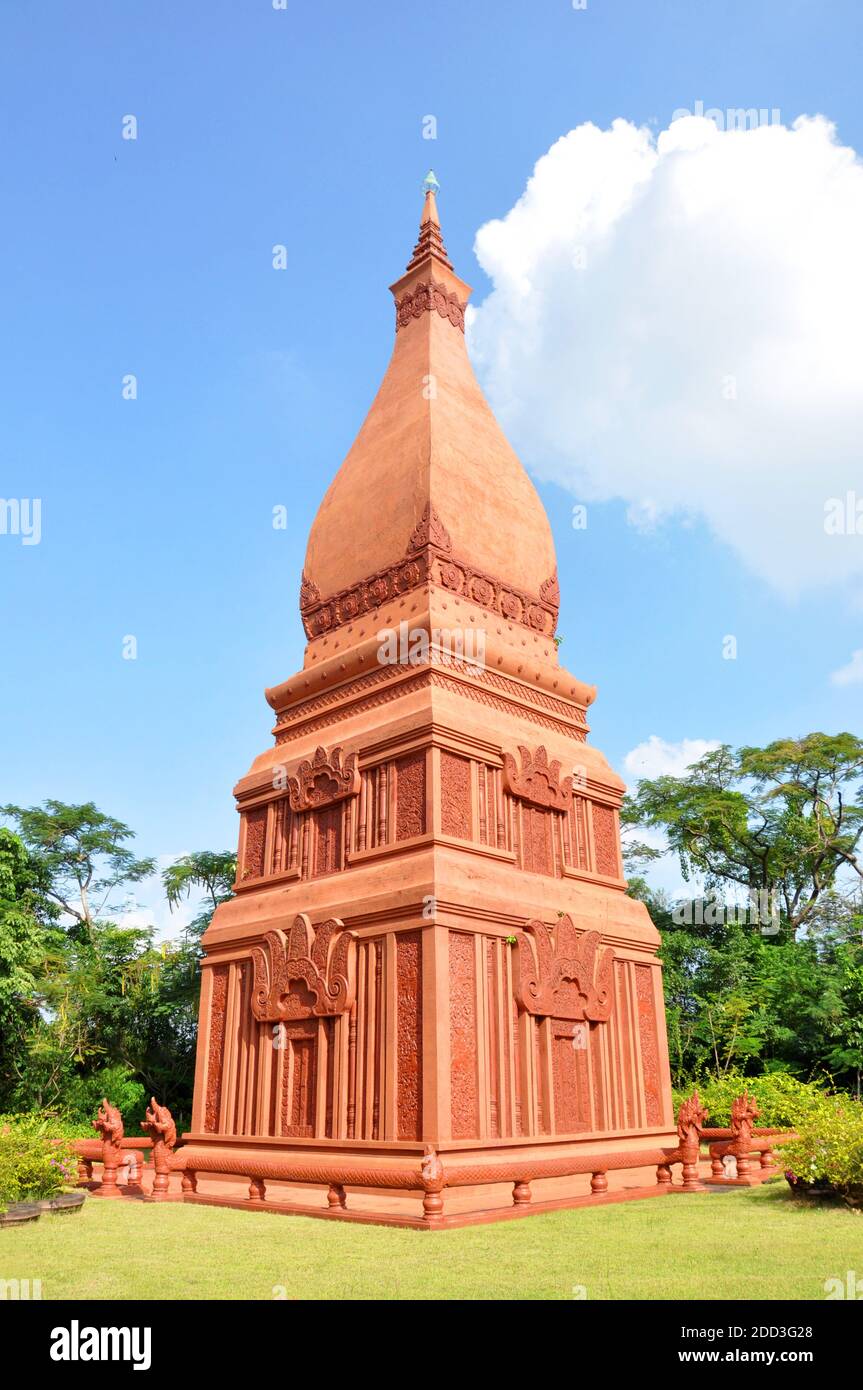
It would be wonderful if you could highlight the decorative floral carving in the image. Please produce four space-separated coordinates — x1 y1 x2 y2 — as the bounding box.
440 752 471 839
396 560 421 590
205 965 228 1132
394 278 466 334
636 964 663 1126
408 502 452 553
514 917 615 1023
395 752 426 840
499 590 522 621
299 571 321 611
242 807 267 880
251 914 355 1022
592 802 620 877
311 603 335 634
439 561 465 593
469 575 495 606
428 555 557 635
503 744 573 811
539 570 560 606
299 524 558 642
396 932 423 1139
287 745 359 812
300 553 432 639
449 932 479 1138
337 591 361 622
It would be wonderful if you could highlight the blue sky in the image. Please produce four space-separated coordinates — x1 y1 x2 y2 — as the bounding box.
1 1 861 928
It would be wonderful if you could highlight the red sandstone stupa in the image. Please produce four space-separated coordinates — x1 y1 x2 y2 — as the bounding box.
186 175 677 1225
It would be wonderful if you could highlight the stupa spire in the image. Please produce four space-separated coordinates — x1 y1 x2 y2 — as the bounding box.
301 178 563 648
405 170 453 272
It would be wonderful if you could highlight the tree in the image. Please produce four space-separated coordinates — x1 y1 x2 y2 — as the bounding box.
0 829 61 1108
162 851 236 928
0 801 236 1123
622 733 863 935
1 801 155 939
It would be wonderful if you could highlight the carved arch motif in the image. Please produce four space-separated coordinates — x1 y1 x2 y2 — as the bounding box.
502 745 573 811
251 914 355 1022
287 745 360 812
514 916 615 1022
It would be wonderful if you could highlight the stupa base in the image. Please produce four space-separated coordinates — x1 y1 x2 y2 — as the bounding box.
168 1131 710 1229
180 1178 686 1234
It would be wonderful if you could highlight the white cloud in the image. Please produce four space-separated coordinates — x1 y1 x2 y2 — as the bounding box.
830 648 863 686
469 115 863 598
623 734 720 782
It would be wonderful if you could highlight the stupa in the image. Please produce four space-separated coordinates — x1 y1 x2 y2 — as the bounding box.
186 174 677 1224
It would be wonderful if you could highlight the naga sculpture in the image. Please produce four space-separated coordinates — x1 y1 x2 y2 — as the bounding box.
92 1099 124 1198
142 1097 177 1199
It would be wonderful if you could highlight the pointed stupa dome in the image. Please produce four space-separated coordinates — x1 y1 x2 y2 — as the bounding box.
300 178 560 646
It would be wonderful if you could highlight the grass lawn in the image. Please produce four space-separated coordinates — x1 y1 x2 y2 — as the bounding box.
2 1183 861 1300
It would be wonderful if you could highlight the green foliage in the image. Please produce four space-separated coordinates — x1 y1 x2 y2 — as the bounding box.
8 921 203 1126
626 731 863 1094
672 1070 827 1128
0 829 61 1104
0 801 234 1129
780 1093 863 1189
1 800 155 934
61 1065 146 1128
162 851 236 913
647 891 863 1089
0 1113 78 1208
161 850 236 942
623 733 863 934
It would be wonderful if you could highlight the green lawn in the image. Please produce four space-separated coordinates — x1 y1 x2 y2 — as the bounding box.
3 1184 861 1300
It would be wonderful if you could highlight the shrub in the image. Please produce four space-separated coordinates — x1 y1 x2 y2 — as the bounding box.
0 1113 78 1209
672 1071 828 1128
779 1094 863 1190
61 1064 146 1129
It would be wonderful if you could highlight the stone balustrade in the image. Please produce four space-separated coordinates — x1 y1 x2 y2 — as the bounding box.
67 1089 793 1224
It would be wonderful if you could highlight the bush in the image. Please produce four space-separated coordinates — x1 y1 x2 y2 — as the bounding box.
672 1071 828 1128
0 1113 78 1209
61 1064 146 1130
780 1094 863 1191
